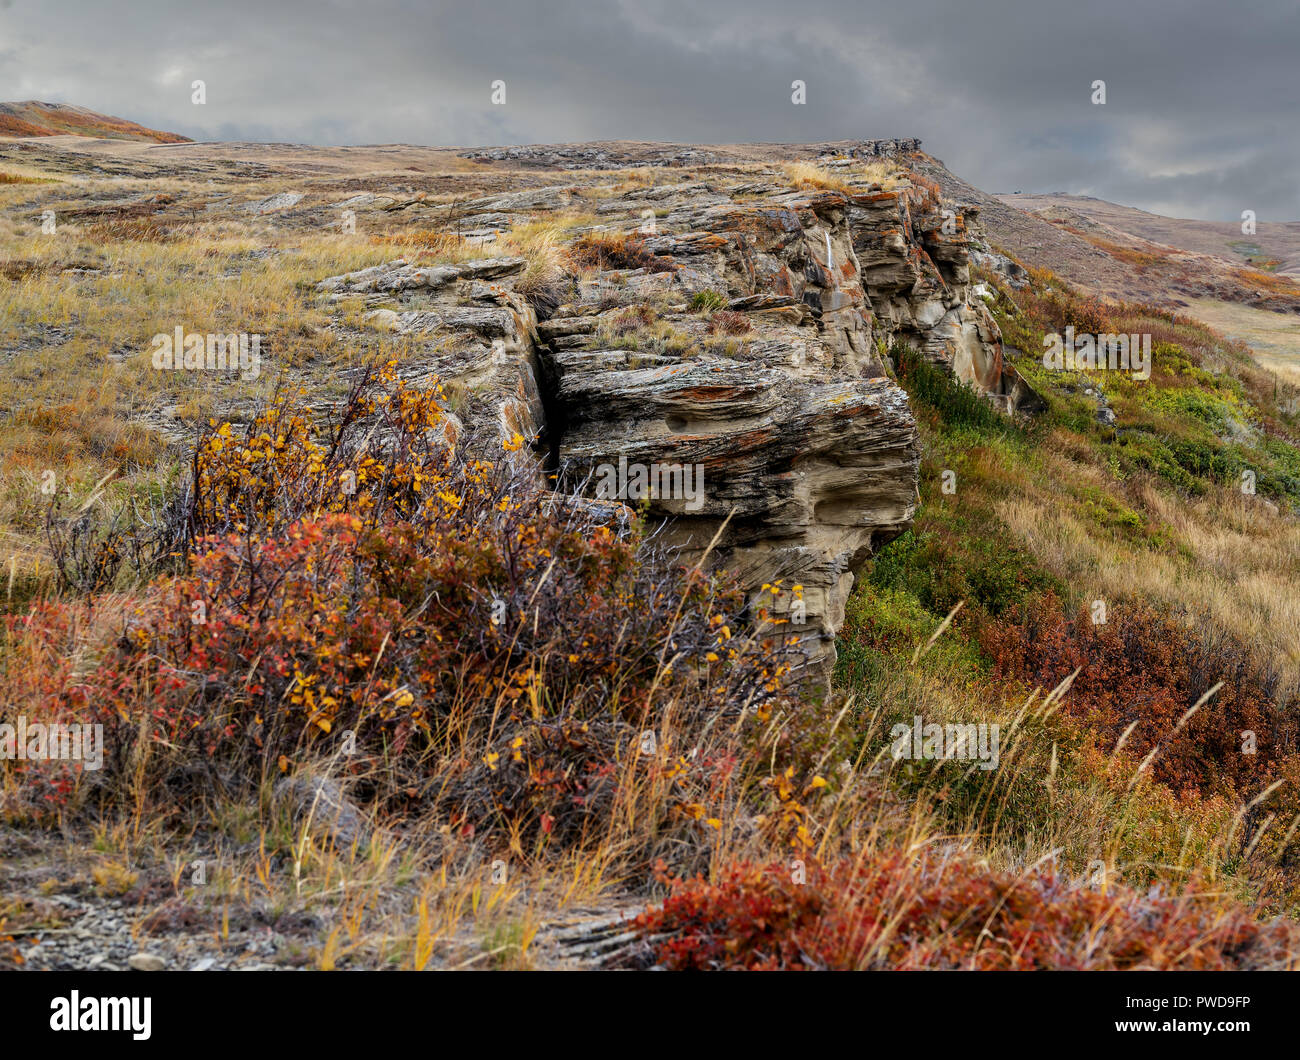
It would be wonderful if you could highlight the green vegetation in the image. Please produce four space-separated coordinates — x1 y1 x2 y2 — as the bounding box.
835 269 1300 916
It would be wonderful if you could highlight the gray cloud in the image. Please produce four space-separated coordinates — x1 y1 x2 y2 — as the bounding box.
0 0 1295 220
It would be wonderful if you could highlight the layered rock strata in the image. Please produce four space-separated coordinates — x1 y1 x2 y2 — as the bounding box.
315 148 1039 685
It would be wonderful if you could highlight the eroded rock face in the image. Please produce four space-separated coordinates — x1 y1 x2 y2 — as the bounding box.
311 147 1038 689
316 255 547 449
536 190 919 685
846 190 1036 413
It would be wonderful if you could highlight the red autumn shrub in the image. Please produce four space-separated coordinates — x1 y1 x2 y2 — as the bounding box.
976 594 1296 798
568 233 675 274
609 304 657 334
3 364 799 855
1007 272 1115 341
636 853 1300 970
1056 293 1115 335
706 310 751 336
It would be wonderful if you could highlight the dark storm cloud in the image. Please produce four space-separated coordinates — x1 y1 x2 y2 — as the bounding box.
1 0 1295 220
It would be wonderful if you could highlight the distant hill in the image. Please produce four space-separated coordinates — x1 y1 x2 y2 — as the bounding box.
993 192 1300 278
910 151 1300 314
0 101 189 144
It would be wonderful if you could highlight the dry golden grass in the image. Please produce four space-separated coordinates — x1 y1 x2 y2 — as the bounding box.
0 204 409 573
782 160 908 194
1185 298 1300 386
991 440 1300 688
1079 232 1177 268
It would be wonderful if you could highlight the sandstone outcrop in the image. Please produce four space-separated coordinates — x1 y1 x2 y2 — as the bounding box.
313 143 1038 687
845 186 1038 412
317 255 547 449
535 189 918 684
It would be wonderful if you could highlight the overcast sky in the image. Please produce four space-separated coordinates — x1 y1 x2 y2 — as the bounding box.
1 0 1295 221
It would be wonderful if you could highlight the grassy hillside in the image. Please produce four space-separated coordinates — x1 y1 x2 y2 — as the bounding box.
0 101 190 144
4 158 1300 969
837 266 1300 918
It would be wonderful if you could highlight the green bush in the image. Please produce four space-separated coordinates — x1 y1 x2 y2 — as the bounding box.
689 289 728 312
892 343 1006 433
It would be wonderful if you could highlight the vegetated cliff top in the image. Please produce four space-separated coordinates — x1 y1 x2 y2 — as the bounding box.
0 101 191 144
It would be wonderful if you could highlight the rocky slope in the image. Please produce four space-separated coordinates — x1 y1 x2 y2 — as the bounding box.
910 152 1300 316
998 193 1300 277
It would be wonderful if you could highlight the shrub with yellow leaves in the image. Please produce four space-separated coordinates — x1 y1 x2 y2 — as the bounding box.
5 361 803 871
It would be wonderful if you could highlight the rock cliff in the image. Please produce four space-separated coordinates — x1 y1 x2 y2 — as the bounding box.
316 140 1033 686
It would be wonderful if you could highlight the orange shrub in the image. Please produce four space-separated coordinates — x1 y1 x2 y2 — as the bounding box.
568 233 674 273
371 230 468 255
706 310 751 336
5 363 799 855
